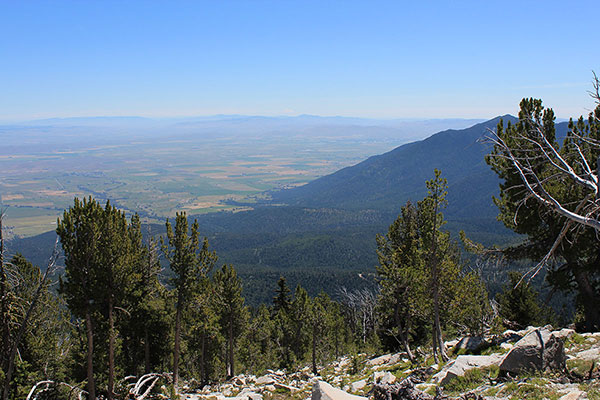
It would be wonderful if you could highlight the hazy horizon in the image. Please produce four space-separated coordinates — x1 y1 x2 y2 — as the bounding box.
2 1 598 121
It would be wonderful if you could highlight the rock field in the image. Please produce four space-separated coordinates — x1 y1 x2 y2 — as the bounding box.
180 326 600 400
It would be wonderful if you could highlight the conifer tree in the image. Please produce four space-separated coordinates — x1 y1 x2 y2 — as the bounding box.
273 276 291 314
214 264 247 379
418 169 451 362
57 197 105 399
162 212 216 390
486 98 600 331
290 285 311 363
238 304 276 374
376 201 426 361
188 278 220 384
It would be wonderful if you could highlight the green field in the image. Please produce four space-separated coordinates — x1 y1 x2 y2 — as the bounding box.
0 133 401 237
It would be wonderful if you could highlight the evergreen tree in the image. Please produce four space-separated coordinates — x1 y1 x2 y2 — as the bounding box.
119 220 170 377
290 285 311 363
0 254 69 400
486 98 600 331
188 278 220 383
497 271 549 328
418 169 451 362
57 197 105 399
376 201 427 361
376 171 491 361
273 276 291 314
162 212 217 390
238 304 276 375
213 264 248 379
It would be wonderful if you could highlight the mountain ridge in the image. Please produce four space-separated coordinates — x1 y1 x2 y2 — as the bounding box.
270 115 569 222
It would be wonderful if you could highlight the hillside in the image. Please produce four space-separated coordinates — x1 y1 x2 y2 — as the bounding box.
271 115 569 221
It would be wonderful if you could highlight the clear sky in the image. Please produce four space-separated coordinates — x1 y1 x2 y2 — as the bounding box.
1 0 598 120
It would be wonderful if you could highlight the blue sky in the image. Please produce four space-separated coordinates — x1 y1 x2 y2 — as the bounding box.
1 0 598 120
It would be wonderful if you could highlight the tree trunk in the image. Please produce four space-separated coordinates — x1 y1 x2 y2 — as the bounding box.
173 292 183 392
432 280 447 361
395 306 414 361
429 190 448 362
108 296 115 400
200 332 206 384
85 309 96 400
573 266 600 332
227 318 234 378
311 325 317 374
334 327 339 360
144 328 150 375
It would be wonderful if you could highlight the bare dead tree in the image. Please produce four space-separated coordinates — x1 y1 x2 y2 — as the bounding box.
1 237 60 400
483 74 600 282
26 380 87 400
338 287 379 343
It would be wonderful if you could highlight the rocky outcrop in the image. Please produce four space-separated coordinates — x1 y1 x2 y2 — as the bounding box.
181 326 599 400
311 380 368 400
499 327 566 375
433 354 503 385
373 378 434 400
454 336 488 353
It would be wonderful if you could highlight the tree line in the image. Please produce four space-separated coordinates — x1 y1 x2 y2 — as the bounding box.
1 172 503 400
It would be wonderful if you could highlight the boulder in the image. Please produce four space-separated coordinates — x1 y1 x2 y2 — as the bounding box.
368 354 393 366
433 354 503 385
455 336 487 353
502 329 524 343
350 379 367 392
373 379 434 400
553 328 576 340
273 383 300 393
234 389 263 400
384 353 402 366
499 327 566 375
232 376 246 386
380 372 396 385
575 347 600 361
255 375 276 385
500 342 513 351
558 391 586 400
373 371 385 382
311 380 368 400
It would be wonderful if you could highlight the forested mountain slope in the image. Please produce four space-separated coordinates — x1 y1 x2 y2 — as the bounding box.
271 116 513 216
271 116 569 218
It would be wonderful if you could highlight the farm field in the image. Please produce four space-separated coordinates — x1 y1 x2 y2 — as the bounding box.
0 116 481 237
0 125 393 236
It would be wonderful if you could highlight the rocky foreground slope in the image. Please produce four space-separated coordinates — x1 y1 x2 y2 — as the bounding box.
180 326 600 400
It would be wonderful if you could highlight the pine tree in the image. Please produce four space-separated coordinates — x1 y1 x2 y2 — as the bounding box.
119 220 170 377
289 285 311 363
497 271 549 328
418 169 452 362
188 277 220 384
57 197 105 399
486 97 600 331
238 304 276 375
273 276 291 314
162 212 216 390
376 201 426 361
214 264 247 379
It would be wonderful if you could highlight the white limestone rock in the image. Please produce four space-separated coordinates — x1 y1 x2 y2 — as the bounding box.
311 380 368 400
